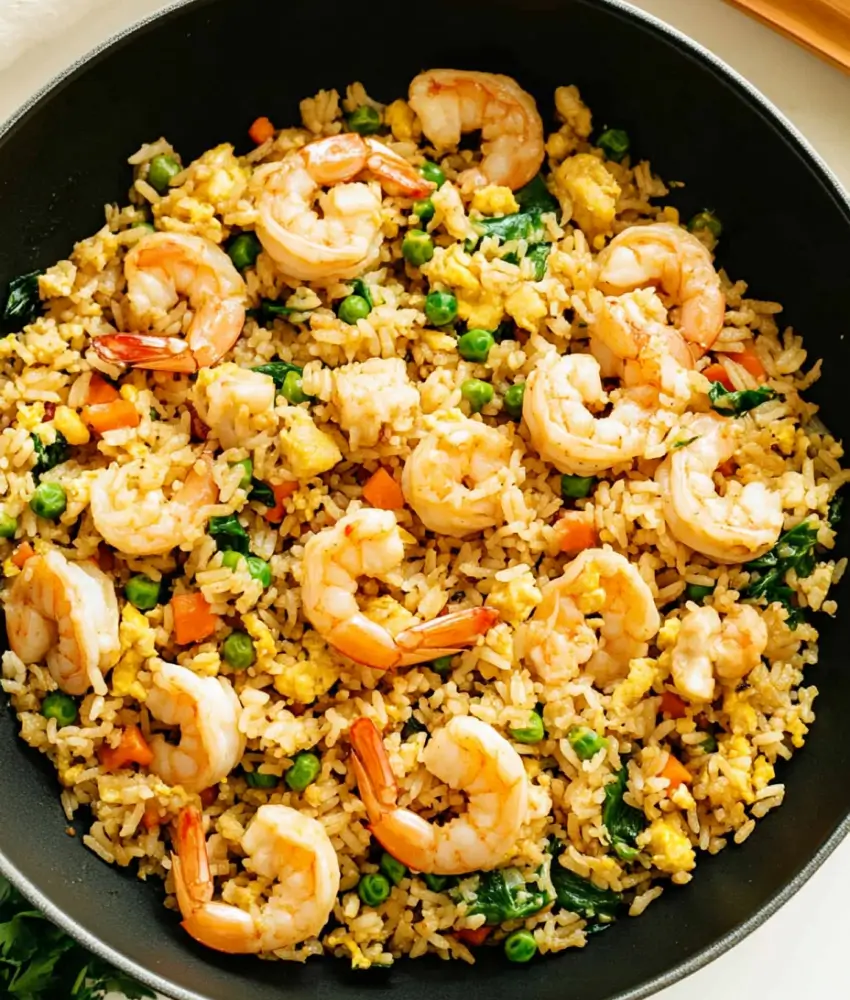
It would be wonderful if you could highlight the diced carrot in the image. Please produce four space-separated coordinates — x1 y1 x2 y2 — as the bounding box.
248 116 275 145
735 346 766 381
263 481 298 523
171 592 219 645
200 786 218 808
455 926 493 947
660 754 693 791
556 511 597 555
11 542 35 568
362 467 406 510
660 691 688 720
99 725 154 771
85 373 120 405
82 399 140 434
702 363 734 391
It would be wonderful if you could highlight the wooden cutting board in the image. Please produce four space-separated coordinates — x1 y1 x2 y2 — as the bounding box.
725 0 850 73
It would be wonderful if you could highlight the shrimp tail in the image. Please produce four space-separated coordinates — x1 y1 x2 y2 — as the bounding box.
349 718 399 814
364 138 435 198
328 614 407 670
92 333 199 373
394 607 499 665
173 806 214 907
179 898 260 955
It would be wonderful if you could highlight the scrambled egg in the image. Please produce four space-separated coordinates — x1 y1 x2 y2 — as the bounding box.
273 631 340 704
554 154 621 240
17 402 46 431
753 755 775 791
471 185 519 217
431 184 476 242
638 817 696 874
53 405 90 445
612 657 657 710
279 408 342 479
773 422 796 456
504 284 548 333
38 261 76 299
486 567 542 624
384 99 420 143
722 689 758 736
111 605 156 702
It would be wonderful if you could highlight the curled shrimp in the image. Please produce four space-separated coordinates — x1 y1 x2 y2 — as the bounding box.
192 363 277 450
90 452 218 557
146 660 245 793
4 548 119 696
596 223 725 358
253 133 434 283
523 351 660 475
300 507 498 669
349 715 528 874
656 414 783 564
516 547 660 686
408 70 544 190
92 233 247 373
172 803 339 954
401 411 518 537
671 604 768 702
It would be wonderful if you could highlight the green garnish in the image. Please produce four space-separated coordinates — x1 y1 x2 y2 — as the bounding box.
672 435 700 449
687 210 723 240
550 860 622 920
401 716 428 741
686 582 715 602
561 474 596 500
379 852 408 887
596 128 630 162
567 726 608 761
503 382 525 421
451 867 550 925
742 519 820 628
602 767 646 859
708 381 776 416
347 105 382 135
247 478 276 508
31 432 69 481
514 174 559 214
208 513 250 554
251 360 304 390
227 233 262 272
3 271 43 328
419 161 446 189
358 873 391 907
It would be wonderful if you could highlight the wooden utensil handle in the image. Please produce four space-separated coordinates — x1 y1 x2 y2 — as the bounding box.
726 0 850 73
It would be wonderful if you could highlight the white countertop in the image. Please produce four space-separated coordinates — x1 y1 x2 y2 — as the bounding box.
1 1 848 997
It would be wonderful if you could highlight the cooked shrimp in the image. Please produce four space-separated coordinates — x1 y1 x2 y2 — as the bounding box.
4 548 119 696
656 414 783 564
172 803 339 953
146 661 245 793
596 223 725 358
301 507 498 669
408 70 544 190
516 547 660 686
401 411 516 537
92 233 246 373
253 133 434 282
523 351 659 475
192 363 277 450
349 715 528 874
671 604 768 702
90 452 218 557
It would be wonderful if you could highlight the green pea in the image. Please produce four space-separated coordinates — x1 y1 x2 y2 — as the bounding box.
222 550 244 572
402 230 435 267
687 210 722 240
0 512 17 539
700 733 718 754
223 630 256 670
358 872 391 907
424 291 458 327
420 161 446 188
422 873 453 892
41 691 77 727
597 128 630 163
147 154 181 193
285 751 321 791
245 555 272 589
686 582 715 602
431 655 453 675
245 769 278 788
227 233 262 271
347 105 382 135
503 383 526 421
131 221 156 233
567 726 609 761
230 458 253 490
460 378 494 413
124 574 161 611
504 929 537 963
338 294 371 325
379 852 408 886
281 369 308 405
457 328 495 363
413 198 435 224
561 474 596 500
30 482 66 521
510 711 545 745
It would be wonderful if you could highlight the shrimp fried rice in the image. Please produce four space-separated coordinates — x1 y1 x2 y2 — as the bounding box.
1 70 848 967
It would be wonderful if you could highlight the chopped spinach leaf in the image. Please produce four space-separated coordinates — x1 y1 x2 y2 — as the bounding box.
672 435 700 449
708 381 776 416
3 271 43 328
743 519 820 628
350 278 374 310
251 360 304 391
602 767 646 857
208 513 250 554
469 210 548 248
550 863 622 921
31 431 69 481
452 867 550 925
248 478 276 508
514 174 559 215
828 494 843 528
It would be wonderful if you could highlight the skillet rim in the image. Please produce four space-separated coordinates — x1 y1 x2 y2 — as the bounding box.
0 1 848 998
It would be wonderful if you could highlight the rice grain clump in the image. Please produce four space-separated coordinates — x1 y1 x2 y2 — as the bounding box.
1 67 847 968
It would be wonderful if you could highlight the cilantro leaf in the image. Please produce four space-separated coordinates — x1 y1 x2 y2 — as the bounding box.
708 381 776 416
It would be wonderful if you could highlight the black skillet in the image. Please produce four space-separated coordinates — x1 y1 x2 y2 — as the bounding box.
1 1 849 998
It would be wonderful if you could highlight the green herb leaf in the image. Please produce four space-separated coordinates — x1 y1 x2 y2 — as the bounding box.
248 478 276 507
452 867 550 925
742 519 820 628
251 360 304 391
350 279 374 310
708 381 777 416
550 862 622 920
602 767 646 857
514 174 559 215
469 210 548 248
828 494 843 528
672 435 700 450
31 431 69 481
208 513 250 554
3 271 43 328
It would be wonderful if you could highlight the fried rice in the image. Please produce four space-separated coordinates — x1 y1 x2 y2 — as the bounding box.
0 72 848 968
